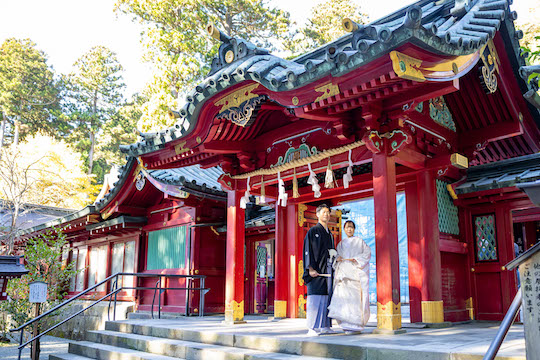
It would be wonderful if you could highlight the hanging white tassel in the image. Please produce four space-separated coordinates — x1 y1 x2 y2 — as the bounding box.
307 163 321 198
240 176 251 209
324 159 335 189
259 175 266 204
277 172 288 207
343 149 353 189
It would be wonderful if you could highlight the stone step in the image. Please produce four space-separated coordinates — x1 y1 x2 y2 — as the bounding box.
50 354 94 360
104 321 368 358
68 341 180 360
104 321 501 360
84 329 340 360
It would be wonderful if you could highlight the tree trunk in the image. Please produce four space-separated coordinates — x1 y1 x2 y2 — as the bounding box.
225 13 233 36
0 113 6 150
88 92 97 175
88 131 95 175
8 203 20 255
13 116 20 146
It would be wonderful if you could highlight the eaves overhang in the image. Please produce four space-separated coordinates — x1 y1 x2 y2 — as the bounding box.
121 0 520 159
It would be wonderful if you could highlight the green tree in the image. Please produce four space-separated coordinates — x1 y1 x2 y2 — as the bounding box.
284 0 368 56
64 46 125 175
95 96 141 168
517 0 540 88
0 38 62 147
114 0 291 131
0 228 78 334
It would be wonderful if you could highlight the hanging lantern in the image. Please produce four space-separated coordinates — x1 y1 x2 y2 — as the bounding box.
307 163 321 198
292 168 300 198
343 149 353 189
325 159 335 189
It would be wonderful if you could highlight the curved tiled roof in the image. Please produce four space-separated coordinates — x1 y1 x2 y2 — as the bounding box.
453 153 540 194
120 0 527 158
93 157 225 210
22 159 226 236
148 165 225 197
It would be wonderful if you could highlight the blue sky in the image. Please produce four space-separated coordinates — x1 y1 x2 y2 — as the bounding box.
0 0 536 97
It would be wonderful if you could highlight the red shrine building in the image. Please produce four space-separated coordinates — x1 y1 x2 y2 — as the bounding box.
22 0 540 333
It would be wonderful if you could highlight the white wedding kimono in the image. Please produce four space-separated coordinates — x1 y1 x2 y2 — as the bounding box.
327 236 371 331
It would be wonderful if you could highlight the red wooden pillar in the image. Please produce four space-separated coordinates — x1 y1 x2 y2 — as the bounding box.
417 171 445 324
274 204 288 318
224 190 246 324
405 181 422 323
372 153 404 333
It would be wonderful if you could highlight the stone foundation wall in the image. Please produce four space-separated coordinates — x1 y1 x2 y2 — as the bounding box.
42 300 135 340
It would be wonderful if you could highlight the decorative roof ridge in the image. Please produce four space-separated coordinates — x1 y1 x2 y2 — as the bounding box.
121 0 516 157
94 157 137 211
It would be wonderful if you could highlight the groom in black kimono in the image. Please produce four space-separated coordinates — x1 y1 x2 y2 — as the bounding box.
303 203 335 336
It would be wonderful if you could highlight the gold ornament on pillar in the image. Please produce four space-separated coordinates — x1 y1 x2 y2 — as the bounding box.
324 159 335 189
292 168 300 198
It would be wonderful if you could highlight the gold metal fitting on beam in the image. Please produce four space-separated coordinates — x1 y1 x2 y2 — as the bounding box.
207 23 220 40
342 18 359 32
450 153 468 169
168 109 181 120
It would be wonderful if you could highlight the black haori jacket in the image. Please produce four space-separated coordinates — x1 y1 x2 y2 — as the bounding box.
302 223 335 295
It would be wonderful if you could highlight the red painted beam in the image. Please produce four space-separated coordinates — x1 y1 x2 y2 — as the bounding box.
513 207 540 223
384 79 460 112
458 121 523 149
398 110 457 145
395 147 426 170
202 141 252 154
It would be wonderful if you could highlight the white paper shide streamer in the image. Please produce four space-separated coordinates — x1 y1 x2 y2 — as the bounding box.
343 149 353 189
277 172 288 206
240 176 251 209
307 163 321 198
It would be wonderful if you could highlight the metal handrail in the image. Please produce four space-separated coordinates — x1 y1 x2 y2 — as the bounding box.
483 289 522 360
10 272 209 360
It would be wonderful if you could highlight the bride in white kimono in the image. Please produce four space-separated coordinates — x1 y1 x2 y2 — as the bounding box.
328 220 371 334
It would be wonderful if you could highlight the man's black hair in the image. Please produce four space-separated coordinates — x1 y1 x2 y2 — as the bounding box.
315 203 330 215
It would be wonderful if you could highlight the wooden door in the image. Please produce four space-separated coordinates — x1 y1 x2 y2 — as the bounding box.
244 233 274 314
469 206 517 320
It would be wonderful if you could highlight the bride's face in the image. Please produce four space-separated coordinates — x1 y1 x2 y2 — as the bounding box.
344 223 355 238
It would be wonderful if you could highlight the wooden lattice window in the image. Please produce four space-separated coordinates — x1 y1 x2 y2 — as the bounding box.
146 226 187 270
436 180 460 235
474 214 498 261
256 245 267 277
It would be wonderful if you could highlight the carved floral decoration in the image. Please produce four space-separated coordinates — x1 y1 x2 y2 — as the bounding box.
362 129 412 156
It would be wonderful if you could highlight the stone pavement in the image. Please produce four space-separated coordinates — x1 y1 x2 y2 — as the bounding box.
2 335 69 360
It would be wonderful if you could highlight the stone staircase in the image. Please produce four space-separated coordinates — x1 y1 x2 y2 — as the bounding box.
49 320 345 360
